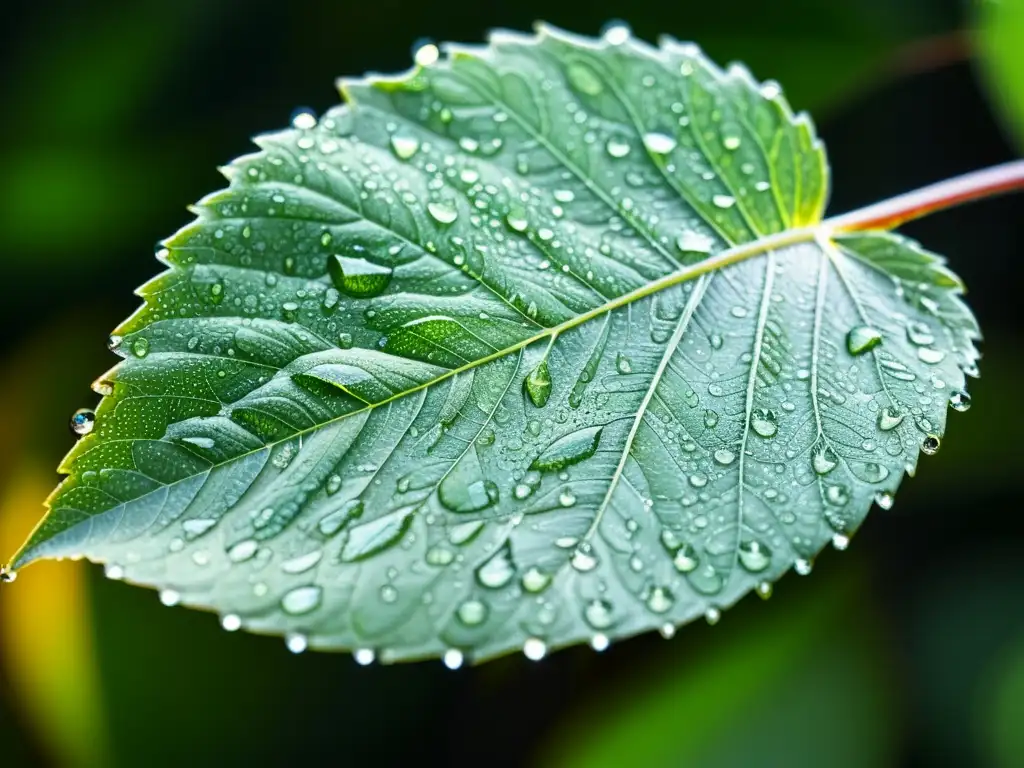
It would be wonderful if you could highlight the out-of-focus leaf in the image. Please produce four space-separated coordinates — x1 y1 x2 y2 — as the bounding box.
0 464 108 768
537 566 899 768
9 25 979 663
984 638 1024 768
976 0 1024 148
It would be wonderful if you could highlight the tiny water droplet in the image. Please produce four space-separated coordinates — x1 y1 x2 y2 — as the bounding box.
1 565 18 584
523 637 547 660
917 347 945 365
831 533 850 551
646 586 674 614
949 390 971 412
713 448 736 466
286 633 308 653
353 648 375 666
642 132 677 154
281 585 322 615
874 491 894 510
877 407 904 431
738 540 771 572
571 544 598 572
70 408 96 436
221 614 242 632
750 408 777 438
615 352 633 374
812 443 838 475
443 649 464 670
605 138 631 158
159 589 180 606
712 194 736 209
921 435 940 455
756 581 773 599
427 201 459 225
794 558 813 576
704 607 721 625
457 599 488 626
590 633 610 652
390 134 420 160
131 337 150 358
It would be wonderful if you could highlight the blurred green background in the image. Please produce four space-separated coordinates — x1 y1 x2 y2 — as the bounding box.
1 0 1022 766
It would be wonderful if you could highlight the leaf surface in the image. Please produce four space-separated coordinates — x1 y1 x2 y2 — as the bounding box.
9 24 979 662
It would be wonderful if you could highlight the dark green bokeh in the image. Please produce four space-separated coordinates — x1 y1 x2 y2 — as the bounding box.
0 0 1021 766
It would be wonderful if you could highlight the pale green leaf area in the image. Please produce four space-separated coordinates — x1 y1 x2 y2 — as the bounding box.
9 24 979 663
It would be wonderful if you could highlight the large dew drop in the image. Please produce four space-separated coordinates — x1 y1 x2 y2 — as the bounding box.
327 255 393 298
524 360 552 408
642 132 677 154
281 585 322 615
846 325 883 355
475 543 515 589
530 426 603 472
70 408 96 436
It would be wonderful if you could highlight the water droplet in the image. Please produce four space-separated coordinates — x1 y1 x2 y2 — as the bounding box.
327 255 393 298
750 408 778 438
812 443 838 475
107 334 123 353
921 435 940 455
704 409 719 428
584 598 614 629
131 337 150 358
646 586 674 614
738 540 771 572
524 361 552 407
704 607 721 625
713 448 736 466
159 589 180 606
379 584 398 604
523 637 547 660
712 194 736 209
756 581 772 599
427 201 459 225
601 21 631 44
531 426 602 471
672 544 700 574
558 488 576 507
413 42 439 66
606 138 631 158
676 231 715 254
443 649 464 670
70 408 96 436
105 563 124 580
281 550 323 575
826 484 850 506
521 566 551 593
874 491 894 510
918 347 945 365
476 543 515 589
183 518 216 538
390 133 420 160
221 614 242 632
723 136 741 150
571 544 598 572
794 558 813 576
846 325 883 355
353 647 375 666
590 633 610 652
615 352 633 374
286 633 308 653
457 599 488 626
227 539 258 563
877 407 904 431
906 321 935 346
281 585 322 615
949 390 971 412
642 132 677 154
831 533 850 551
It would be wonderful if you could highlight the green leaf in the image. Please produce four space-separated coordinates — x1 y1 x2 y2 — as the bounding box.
8 24 979 663
977 0 1024 148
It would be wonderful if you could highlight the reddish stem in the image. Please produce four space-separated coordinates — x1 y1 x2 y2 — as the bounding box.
827 160 1024 232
